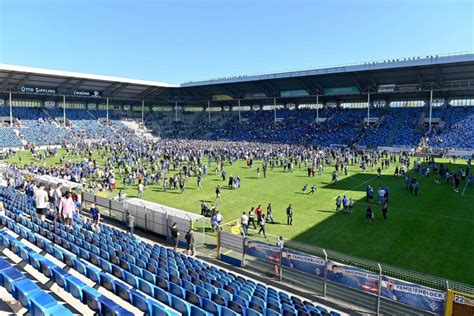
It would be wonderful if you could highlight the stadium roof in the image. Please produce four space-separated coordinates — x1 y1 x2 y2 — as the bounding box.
1 52 474 105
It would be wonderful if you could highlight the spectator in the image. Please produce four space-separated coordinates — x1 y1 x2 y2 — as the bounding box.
366 206 374 224
248 207 256 229
90 203 101 232
266 203 274 224
258 215 266 238
286 204 293 225
170 222 179 251
185 228 195 256
59 191 75 227
240 212 249 235
34 184 49 221
126 212 135 237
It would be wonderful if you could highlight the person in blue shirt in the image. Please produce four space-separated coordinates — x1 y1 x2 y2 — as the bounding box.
90 203 100 232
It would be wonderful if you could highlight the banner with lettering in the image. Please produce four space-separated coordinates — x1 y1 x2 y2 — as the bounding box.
281 249 325 278
381 276 445 314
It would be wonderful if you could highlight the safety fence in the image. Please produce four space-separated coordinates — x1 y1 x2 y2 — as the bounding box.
81 191 204 246
216 229 474 316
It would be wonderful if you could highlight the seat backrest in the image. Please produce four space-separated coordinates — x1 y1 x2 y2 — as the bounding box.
169 282 184 299
201 298 219 314
185 290 201 306
227 301 243 314
211 293 226 306
171 295 190 315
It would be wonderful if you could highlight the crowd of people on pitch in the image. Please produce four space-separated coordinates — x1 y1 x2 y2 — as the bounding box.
5 137 472 234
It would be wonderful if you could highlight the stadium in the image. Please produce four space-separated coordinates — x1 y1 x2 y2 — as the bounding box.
0 1 473 316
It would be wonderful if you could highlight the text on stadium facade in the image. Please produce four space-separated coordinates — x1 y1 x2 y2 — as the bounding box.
21 86 57 94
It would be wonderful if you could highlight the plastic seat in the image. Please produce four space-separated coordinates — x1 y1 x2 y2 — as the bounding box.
100 273 117 292
138 279 155 297
201 298 220 314
154 286 170 305
169 282 185 299
65 275 87 301
29 290 65 316
130 289 149 313
248 302 264 314
185 290 201 306
115 281 132 302
82 285 101 311
171 295 191 315
1 267 26 293
227 301 244 314
12 278 41 305
51 267 71 288
196 286 211 300
99 295 134 316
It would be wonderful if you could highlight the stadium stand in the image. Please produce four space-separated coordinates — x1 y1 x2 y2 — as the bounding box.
1 104 474 149
428 107 474 149
0 128 22 147
0 186 342 316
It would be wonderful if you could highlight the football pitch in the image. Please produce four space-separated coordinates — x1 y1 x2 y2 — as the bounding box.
5 150 474 285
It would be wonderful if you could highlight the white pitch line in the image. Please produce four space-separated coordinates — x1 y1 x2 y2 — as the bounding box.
393 207 474 223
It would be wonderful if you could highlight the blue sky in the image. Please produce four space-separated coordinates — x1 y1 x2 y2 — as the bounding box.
0 0 472 83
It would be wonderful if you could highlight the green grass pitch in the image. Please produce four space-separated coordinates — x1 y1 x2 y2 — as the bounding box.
5 149 474 284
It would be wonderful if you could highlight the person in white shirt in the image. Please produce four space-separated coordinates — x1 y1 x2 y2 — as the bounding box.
378 188 386 205
34 185 49 221
53 183 63 211
240 212 249 235
215 211 223 226
137 183 144 199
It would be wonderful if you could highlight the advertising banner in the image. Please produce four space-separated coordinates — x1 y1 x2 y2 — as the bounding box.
281 249 325 277
20 86 56 94
378 84 396 93
74 90 102 97
244 239 281 264
326 261 379 295
324 86 360 96
381 276 445 314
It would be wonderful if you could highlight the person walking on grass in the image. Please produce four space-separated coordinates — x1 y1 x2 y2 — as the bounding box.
266 203 274 224
240 212 249 235
137 182 144 199
366 206 374 224
215 185 221 202
258 215 266 238
335 196 342 212
286 204 293 225
248 207 257 229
